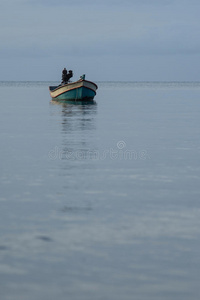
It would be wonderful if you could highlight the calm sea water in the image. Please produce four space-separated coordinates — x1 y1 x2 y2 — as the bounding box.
1 81 200 300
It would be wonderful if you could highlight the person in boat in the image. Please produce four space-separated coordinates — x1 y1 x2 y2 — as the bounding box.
62 68 73 84
62 68 67 83
67 70 73 81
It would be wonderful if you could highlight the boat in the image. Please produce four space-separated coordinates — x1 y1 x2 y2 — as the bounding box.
49 74 98 101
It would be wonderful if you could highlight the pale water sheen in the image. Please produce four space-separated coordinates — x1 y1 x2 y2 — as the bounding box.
1 81 200 300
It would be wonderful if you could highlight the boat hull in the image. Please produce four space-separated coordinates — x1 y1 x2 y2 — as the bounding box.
49 79 98 101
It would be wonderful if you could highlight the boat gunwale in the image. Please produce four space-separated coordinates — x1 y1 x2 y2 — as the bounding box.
49 79 98 93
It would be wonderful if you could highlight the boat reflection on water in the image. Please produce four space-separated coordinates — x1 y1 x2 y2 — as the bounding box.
50 99 97 106
50 99 98 163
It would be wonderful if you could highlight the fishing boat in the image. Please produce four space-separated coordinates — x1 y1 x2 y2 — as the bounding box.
49 74 98 101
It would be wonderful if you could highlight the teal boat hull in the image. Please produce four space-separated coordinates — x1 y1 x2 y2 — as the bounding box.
55 86 96 100
49 78 98 101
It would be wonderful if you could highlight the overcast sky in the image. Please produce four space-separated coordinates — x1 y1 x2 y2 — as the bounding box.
1 0 200 81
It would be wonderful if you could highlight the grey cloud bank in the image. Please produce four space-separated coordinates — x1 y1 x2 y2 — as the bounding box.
1 0 200 81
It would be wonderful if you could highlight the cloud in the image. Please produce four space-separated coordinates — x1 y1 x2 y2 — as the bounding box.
1 0 200 80
1 0 199 56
